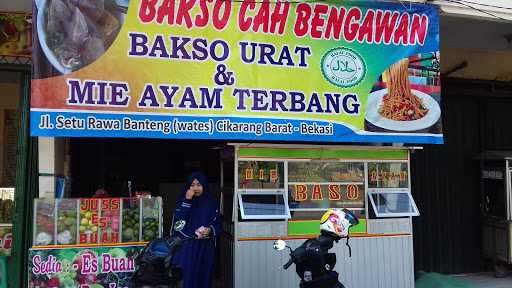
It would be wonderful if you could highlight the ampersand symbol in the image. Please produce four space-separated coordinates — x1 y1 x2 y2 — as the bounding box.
214 64 235 86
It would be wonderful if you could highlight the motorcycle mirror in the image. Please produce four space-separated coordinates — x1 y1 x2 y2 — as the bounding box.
273 239 287 251
174 220 186 232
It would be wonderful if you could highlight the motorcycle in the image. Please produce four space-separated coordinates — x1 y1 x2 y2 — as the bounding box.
130 219 206 288
130 236 186 288
272 209 359 288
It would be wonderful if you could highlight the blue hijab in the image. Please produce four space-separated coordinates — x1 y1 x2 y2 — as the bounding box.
176 172 217 234
172 172 221 288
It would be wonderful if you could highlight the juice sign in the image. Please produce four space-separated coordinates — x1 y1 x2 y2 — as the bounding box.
100 198 121 243
80 198 122 244
79 199 99 244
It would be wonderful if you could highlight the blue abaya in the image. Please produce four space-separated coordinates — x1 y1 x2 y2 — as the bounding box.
172 172 222 288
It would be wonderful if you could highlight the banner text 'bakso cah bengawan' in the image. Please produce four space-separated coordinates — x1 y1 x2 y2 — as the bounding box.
31 0 442 144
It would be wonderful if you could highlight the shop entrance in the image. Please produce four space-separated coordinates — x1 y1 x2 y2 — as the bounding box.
68 138 235 287
0 64 32 288
69 138 229 235
0 70 19 238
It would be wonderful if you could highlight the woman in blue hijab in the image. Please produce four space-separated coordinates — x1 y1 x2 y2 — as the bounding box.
172 172 222 288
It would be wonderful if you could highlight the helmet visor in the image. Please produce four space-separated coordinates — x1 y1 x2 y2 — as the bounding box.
342 209 359 226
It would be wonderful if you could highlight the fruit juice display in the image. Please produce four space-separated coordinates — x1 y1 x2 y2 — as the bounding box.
32 197 162 246
121 198 140 242
56 199 78 244
34 198 56 246
141 198 161 241
78 199 100 244
98 198 121 243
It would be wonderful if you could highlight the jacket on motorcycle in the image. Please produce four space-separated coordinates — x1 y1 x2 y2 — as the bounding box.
293 232 342 288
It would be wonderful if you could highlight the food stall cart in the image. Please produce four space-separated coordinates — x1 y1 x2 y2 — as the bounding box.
28 197 162 287
222 144 420 288
477 151 512 267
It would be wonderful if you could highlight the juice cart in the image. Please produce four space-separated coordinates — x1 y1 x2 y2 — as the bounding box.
28 197 162 287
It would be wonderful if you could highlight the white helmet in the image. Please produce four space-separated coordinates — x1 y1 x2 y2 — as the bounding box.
320 209 359 238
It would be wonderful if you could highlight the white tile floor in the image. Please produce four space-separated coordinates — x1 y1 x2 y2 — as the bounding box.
452 272 512 288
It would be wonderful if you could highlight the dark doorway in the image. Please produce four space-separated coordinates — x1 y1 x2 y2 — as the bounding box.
69 138 225 235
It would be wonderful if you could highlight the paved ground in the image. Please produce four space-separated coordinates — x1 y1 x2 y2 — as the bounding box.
452 272 512 288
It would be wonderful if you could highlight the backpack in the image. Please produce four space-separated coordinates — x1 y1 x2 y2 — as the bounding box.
131 237 183 287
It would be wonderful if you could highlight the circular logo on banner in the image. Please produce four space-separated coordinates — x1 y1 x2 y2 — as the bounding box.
321 47 366 88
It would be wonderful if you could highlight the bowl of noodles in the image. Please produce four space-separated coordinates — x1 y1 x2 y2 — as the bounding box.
365 59 441 132
36 0 125 75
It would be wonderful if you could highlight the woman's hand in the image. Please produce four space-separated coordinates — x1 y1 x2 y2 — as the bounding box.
185 188 195 200
195 226 211 238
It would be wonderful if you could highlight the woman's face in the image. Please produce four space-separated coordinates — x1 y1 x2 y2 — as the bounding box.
190 179 204 197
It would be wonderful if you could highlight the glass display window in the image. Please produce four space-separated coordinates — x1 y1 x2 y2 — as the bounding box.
368 162 409 189
56 199 78 245
141 197 161 241
288 184 364 210
238 161 284 189
288 162 364 183
79 199 100 244
238 192 290 220
287 161 365 219
99 198 121 243
0 188 14 223
121 198 140 242
368 191 419 217
34 198 56 246
32 197 163 246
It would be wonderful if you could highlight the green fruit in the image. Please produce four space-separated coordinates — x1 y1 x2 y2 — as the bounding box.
144 230 155 239
64 218 75 226
123 228 134 240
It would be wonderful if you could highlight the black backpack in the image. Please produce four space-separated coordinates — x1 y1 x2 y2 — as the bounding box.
131 237 183 287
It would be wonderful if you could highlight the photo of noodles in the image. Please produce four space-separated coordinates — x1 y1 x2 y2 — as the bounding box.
365 53 441 133
379 59 429 121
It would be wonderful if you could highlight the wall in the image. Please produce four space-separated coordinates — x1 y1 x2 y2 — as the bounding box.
0 83 19 108
442 48 512 81
432 0 512 19
412 79 512 274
